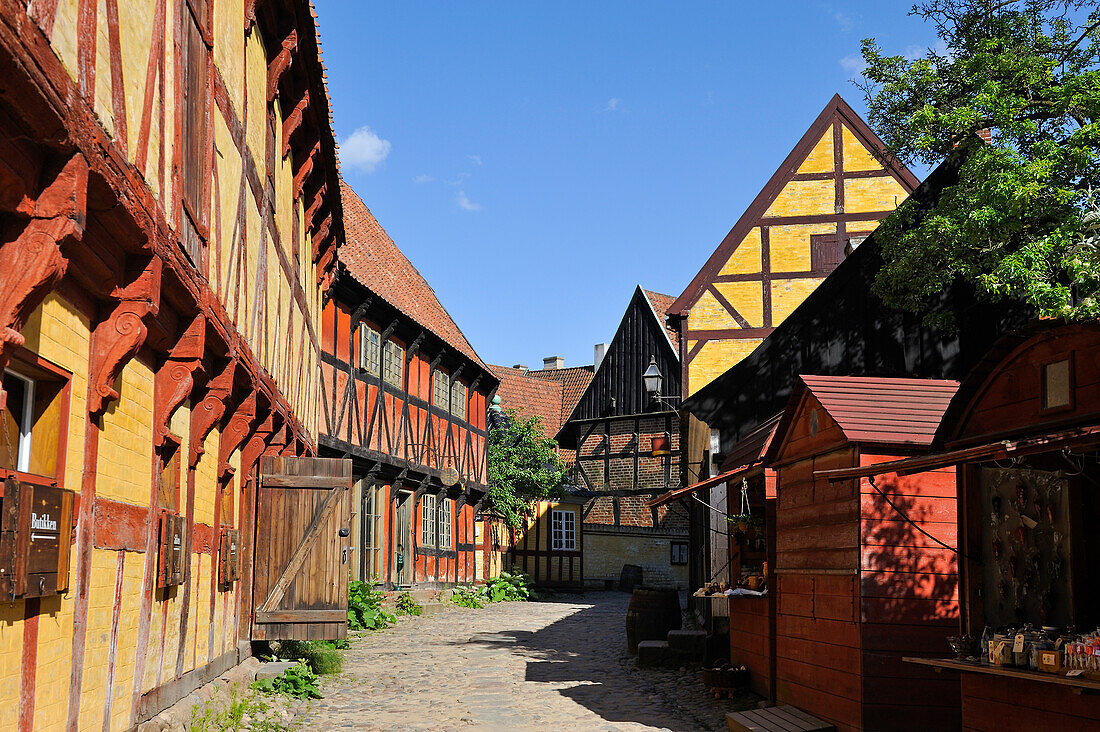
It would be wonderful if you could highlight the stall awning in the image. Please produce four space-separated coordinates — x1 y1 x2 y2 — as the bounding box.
647 462 762 508
814 424 1100 482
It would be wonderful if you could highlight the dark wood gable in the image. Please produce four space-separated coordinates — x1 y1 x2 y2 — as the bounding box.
558 287 679 437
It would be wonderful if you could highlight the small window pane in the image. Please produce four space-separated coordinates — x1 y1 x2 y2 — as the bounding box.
359 326 381 375
451 380 467 421
433 369 449 409
383 340 404 387
421 494 436 547
1 370 31 472
438 498 452 549
1043 359 1070 409
551 509 576 551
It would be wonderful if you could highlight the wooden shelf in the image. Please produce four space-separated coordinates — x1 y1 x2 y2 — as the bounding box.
905 657 1100 693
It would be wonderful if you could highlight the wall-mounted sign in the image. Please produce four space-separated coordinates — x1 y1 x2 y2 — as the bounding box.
219 527 240 585
0 477 74 598
157 511 185 588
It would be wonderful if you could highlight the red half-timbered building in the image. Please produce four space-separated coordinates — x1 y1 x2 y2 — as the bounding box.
320 182 498 589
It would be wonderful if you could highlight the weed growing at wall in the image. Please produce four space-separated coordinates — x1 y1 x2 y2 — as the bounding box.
251 660 322 700
395 592 423 616
450 585 487 608
189 683 291 732
348 578 396 630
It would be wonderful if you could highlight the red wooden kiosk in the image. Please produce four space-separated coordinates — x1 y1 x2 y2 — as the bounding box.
818 322 1100 731
765 376 963 732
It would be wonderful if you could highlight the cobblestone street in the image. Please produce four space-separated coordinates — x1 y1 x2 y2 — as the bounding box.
297 592 750 731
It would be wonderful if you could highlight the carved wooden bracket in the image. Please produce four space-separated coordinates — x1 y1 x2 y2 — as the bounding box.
267 30 298 102
152 314 206 447
293 141 320 199
239 409 278 479
310 212 332 262
305 182 326 224
315 247 336 285
89 297 158 416
189 358 237 468
219 390 258 478
0 154 88 407
282 89 309 157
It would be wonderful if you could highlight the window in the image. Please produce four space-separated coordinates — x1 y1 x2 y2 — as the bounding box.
362 481 384 579
437 498 452 549
551 509 576 551
421 493 437 547
383 339 404 387
432 369 449 410
670 541 689 565
358 325 381 375
1043 358 1072 411
179 0 211 269
1 364 67 479
451 380 467 421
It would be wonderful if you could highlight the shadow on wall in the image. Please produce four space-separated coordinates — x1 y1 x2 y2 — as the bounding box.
463 594 726 732
861 473 960 625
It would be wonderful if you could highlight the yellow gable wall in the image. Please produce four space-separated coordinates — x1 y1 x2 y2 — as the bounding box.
684 115 912 397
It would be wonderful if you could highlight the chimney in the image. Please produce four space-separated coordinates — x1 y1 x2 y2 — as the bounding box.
512 364 528 373
594 343 609 370
543 355 564 370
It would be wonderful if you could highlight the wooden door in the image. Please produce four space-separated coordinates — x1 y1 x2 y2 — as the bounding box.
394 491 412 586
253 456 352 640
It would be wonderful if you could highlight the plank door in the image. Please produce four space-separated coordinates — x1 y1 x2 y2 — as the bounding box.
253 455 353 640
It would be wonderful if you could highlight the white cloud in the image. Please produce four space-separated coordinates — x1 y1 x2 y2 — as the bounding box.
833 11 854 31
340 125 391 172
455 190 481 212
413 174 435 184
467 154 483 166
445 172 470 187
839 53 866 78
602 97 622 112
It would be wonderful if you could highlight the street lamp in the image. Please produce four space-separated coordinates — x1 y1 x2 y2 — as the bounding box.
643 356 679 405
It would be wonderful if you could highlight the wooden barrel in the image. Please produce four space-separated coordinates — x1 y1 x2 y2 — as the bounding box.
625 587 682 654
619 564 643 592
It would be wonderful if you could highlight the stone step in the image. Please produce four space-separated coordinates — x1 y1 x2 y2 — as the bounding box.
254 661 296 680
727 705 834 732
636 640 675 668
666 629 708 658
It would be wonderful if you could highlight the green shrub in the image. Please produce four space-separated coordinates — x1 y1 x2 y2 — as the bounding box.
250 660 322 699
395 592 422 616
483 570 534 602
275 639 343 675
348 577 396 630
450 585 486 608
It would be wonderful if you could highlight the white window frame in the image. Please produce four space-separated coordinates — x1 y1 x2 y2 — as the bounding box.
551 509 576 551
450 379 467 421
358 325 381 376
421 493 437 547
3 368 34 473
383 339 404 387
363 482 383 579
437 497 452 549
432 368 449 410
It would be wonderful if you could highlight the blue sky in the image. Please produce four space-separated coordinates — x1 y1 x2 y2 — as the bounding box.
317 1 938 370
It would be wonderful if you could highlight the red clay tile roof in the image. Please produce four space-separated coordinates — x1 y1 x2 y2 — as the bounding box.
339 180 489 372
490 364 594 465
799 375 960 446
642 288 680 355
721 412 782 472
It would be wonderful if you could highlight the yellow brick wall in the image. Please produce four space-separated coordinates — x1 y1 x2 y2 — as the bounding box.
769 223 836 272
714 281 764 327
845 176 909 214
842 124 882 171
797 130 833 174
770 277 825 323
583 532 688 587
718 228 761 275
98 359 154 505
77 549 118 730
33 591 77 731
0 601 22 729
687 339 764 396
108 555 145 732
764 179 833 218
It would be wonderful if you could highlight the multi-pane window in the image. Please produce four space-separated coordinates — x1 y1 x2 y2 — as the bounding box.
437 498 452 549
432 369 449 410
551 509 576 551
421 494 437 547
451 380 467 421
383 339 404 387
670 541 689 565
358 325 381 375
1 366 66 479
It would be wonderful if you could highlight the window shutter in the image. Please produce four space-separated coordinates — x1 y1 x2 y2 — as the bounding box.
180 0 211 268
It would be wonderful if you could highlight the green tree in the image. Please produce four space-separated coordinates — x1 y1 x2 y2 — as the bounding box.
859 0 1100 325
486 409 567 528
